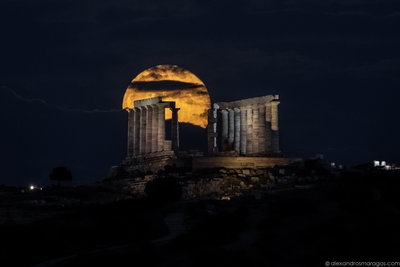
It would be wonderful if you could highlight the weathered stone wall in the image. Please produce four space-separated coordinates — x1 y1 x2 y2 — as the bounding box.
105 159 334 200
192 156 300 171
180 168 273 199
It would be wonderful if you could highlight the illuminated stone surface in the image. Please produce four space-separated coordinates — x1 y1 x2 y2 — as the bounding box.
208 95 281 156
122 97 180 172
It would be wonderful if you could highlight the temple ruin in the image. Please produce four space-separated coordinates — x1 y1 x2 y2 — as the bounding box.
207 95 280 156
106 64 302 179
122 97 180 172
105 65 303 199
114 93 296 174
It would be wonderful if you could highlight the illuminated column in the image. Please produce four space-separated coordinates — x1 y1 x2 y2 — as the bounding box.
134 107 140 155
258 105 266 155
221 109 229 151
234 108 241 154
265 103 272 154
252 106 259 154
151 105 159 153
228 109 234 149
146 106 153 153
240 107 247 155
171 108 180 151
207 103 219 154
127 109 134 158
246 106 253 155
271 100 280 154
139 107 147 154
157 104 166 151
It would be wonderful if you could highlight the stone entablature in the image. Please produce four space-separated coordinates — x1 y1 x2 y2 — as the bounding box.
208 95 280 156
126 97 180 159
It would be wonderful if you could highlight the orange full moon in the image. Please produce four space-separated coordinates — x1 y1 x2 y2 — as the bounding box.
122 65 211 128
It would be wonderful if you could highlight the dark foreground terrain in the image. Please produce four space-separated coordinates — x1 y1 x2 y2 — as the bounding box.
1 169 400 267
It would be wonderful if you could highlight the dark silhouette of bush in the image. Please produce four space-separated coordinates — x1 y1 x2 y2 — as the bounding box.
50 166 72 186
145 177 182 202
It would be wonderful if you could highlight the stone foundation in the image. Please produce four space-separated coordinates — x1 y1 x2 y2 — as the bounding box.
104 158 335 200
192 156 300 171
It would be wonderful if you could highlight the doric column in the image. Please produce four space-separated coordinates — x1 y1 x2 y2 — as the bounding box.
252 106 259 154
171 108 180 151
234 108 241 154
157 104 166 151
134 107 140 155
139 107 147 154
240 107 247 155
258 105 266 155
271 100 280 154
265 103 272 154
207 110 214 154
221 109 229 151
246 106 253 155
213 104 219 152
228 109 234 149
207 103 219 154
127 109 134 158
151 105 159 153
146 106 153 153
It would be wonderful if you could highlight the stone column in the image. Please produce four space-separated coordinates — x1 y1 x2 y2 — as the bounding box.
171 108 180 151
127 109 134 158
228 109 234 150
246 106 253 155
152 105 159 153
139 107 147 154
258 105 266 155
265 103 272 154
207 104 219 154
252 106 259 154
207 109 214 154
271 101 280 154
221 109 229 151
213 104 219 152
134 107 140 155
146 106 153 154
234 108 241 154
240 107 247 155
157 104 166 151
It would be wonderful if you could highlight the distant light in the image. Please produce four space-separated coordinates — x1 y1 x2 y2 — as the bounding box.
381 161 386 166
29 185 41 190
373 160 380 167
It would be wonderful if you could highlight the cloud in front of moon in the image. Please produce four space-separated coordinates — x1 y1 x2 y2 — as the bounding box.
122 65 211 128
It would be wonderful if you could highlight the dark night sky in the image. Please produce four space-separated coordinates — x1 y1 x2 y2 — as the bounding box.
0 0 399 186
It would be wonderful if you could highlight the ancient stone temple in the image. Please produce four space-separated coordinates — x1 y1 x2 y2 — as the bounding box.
123 97 180 171
107 65 298 179
207 95 280 156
